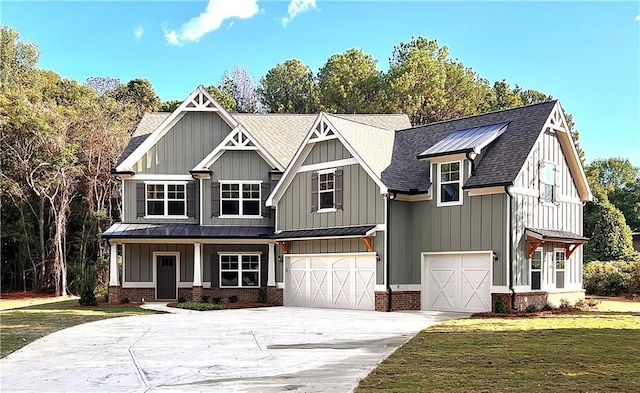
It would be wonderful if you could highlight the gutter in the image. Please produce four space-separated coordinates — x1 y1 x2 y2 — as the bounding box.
504 185 516 311
386 192 393 312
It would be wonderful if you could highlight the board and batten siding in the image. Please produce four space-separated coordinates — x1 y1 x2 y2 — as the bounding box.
205 244 269 287
202 150 275 226
302 139 352 165
124 243 194 283
276 164 384 231
123 179 199 223
133 112 232 174
511 130 583 288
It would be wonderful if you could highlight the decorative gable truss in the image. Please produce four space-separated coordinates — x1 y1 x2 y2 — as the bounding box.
308 117 337 143
192 125 284 174
183 89 220 111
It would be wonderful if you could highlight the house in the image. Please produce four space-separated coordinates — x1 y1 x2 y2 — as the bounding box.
104 85 591 313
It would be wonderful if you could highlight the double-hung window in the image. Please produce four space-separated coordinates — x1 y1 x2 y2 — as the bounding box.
220 182 260 217
540 162 556 203
438 161 462 206
530 248 543 290
555 249 566 289
220 254 260 287
318 170 335 210
146 182 186 217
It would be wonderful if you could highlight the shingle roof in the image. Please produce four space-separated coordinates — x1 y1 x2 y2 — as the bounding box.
117 113 170 165
381 101 557 193
102 222 274 239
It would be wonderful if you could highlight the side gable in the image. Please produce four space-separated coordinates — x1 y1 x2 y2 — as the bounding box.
116 85 239 172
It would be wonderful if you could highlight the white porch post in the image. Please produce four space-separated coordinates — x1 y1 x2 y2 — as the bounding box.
267 243 276 286
193 243 202 286
109 243 119 286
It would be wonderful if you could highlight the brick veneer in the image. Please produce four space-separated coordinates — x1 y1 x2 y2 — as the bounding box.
491 292 549 312
108 286 120 304
111 286 285 304
375 290 421 311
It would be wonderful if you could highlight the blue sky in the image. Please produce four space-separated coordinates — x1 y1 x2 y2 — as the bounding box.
3 1 639 166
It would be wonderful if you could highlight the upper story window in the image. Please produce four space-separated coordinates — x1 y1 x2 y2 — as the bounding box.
146 182 186 217
319 170 335 210
311 168 343 213
540 161 556 203
220 182 261 217
437 161 462 206
220 254 260 287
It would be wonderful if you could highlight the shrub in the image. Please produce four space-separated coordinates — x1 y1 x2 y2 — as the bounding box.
201 295 210 303
178 297 186 303
559 298 571 309
525 304 538 313
176 302 223 311
212 297 222 304
541 303 555 311
78 280 98 306
584 260 640 296
494 297 507 313
229 295 239 303
257 288 267 303
120 297 130 304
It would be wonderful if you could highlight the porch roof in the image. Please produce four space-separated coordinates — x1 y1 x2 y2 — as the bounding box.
102 222 274 239
272 225 377 240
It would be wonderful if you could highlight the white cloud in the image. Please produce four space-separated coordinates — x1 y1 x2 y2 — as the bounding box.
282 0 316 26
163 0 259 46
133 26 144 41
636 14 640 21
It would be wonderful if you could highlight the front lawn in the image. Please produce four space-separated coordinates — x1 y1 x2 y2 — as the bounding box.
357 312 640 392
0 300 161 358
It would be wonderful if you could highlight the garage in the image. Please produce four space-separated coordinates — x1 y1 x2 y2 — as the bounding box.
284 253 376 310
422 252 492 312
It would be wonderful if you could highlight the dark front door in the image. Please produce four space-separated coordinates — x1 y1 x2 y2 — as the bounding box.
157 255 177 300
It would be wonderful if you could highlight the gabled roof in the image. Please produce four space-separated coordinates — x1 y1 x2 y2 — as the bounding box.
117 113 169 165
382 101 560 193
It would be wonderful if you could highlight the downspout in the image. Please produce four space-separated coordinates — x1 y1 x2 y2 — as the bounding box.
504 185 516 311
386 192 393 312
465 151 477 176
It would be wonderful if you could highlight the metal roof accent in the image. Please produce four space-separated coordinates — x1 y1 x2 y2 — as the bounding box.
525 228 588 242
418 122 508 159
272 225 377 240
102 223 274 239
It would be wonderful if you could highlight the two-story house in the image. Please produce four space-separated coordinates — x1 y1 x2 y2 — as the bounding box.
104 86 591 313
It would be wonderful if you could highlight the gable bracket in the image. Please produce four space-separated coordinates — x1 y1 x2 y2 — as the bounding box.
361 236 375 252
277 241 289 254
526 236 544 259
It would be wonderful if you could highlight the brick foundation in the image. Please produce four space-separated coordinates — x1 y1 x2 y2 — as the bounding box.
116 286 284 304
491 291 585 312
119 287 155 303
108 286 120 304
191 286 203 302
375 290 421 311
266 286 284 305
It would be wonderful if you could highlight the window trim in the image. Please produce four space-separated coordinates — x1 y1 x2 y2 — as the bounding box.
554 248 566 289
218 180 262 218
144 181 188 218
317 168 336 213
529 247 543 291
219 252 261 288
436 160 463 207
539 160 557 205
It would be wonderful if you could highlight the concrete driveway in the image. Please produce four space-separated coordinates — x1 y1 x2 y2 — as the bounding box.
0 306 465 392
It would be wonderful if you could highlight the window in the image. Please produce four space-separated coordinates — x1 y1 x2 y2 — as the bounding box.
555 249 566 289
220 182 260 216
530 248 543 290
220 254 260 287
540 162 555 203
318 170 335 210
438 161 462 206
146 182 186 216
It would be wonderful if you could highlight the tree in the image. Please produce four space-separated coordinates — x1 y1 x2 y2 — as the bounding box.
491 80 523 110
204 85 236 112
219 66 261 113
84 77 120 96
318 48 384 113
259 59 320 113
158 99 181 112
584 200 635 262
109 78 160 126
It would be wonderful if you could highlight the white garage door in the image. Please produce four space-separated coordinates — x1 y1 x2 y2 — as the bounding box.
422 252 492 312
285 253 376 310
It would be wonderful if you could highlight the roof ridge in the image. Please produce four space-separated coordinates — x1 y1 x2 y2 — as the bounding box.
397 100 558 132
325 113 396 131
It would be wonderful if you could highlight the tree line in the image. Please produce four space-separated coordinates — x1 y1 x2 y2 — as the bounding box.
1 24 635 295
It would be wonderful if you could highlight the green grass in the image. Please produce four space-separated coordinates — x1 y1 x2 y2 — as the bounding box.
0 300 161 358
357 312 640 393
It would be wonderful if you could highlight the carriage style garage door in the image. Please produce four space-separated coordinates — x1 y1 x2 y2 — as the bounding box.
284 253 376 310
422 252 492 312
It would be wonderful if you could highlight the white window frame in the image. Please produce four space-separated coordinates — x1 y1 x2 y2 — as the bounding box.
219 180 262 218
554 248 566 289
529 247 543 291
219 253 261 288
437 161 463 207
317 168 337 213
539 161 556 205
144 181 188 218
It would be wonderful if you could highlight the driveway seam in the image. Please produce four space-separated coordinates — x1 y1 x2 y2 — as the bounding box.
250 330 264 351
128 327 152 390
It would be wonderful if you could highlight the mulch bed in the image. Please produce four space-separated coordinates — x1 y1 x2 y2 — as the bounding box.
166 302 277 310
472 307 580 318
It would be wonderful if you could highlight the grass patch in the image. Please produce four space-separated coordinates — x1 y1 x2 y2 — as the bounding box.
0 300 161 358
175 302 223 311
357 312 640 393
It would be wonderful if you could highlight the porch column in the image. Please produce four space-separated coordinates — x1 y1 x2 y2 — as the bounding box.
267 243 276 286
193 243 202 286
109 243 119 286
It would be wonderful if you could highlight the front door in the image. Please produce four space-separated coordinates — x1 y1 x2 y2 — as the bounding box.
157 255 177 300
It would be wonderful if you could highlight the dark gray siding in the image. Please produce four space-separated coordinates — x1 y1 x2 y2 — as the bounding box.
123 180 199 223
134 112 232 174
277 164 384 231
124 243 194 282
203 150 275 226
302 139 352 165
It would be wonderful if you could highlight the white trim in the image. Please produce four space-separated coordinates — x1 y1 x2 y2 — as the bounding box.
436 160 463 207
529 247 543 291
109 243 119 286
113 238 276 245
117 85 239 172
267 243 276 286
557 195 582 204
490 285 510 294
219 253 261 288
375 284 387 292
122 282 155 288
421 153 467 164
421 250 494 256
285 252 375 258
193 243 202 286
276 282 285 289
132 174 193 181
388 284 422 291
316 208 337 214
199 178 203 225
153 251 180 300
218 180 263 217
144 181 188 218
467 186 505 197
383 193 388 287
121 178 125 220
317 167 336 211
509 186 539 197
298 158 358 173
